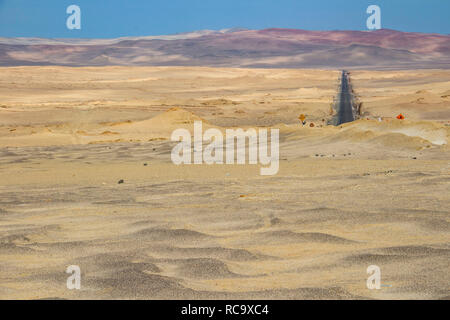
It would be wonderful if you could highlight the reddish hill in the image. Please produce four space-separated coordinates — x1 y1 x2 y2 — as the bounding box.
0 28 449 69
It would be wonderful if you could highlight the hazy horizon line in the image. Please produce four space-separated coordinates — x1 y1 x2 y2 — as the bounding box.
1 27 449 41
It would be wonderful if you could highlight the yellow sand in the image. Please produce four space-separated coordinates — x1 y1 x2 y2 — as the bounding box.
0 67 449 300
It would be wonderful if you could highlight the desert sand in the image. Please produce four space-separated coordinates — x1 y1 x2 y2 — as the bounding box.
0 66 449 299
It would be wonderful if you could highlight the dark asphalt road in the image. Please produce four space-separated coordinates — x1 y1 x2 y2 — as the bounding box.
337 70 354 125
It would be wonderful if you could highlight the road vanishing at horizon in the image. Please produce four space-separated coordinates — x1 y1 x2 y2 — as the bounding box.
336 70 355 125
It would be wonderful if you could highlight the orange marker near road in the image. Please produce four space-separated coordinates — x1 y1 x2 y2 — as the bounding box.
299 114 306 126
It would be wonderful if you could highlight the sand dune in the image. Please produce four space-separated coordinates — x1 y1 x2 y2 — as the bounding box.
0 66 449 300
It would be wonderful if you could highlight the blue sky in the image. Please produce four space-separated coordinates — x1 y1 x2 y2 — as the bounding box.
0 0 449 38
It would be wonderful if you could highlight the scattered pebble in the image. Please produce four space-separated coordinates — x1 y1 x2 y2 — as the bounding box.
270 218 281 225
143 163 148 166
118 179 124 184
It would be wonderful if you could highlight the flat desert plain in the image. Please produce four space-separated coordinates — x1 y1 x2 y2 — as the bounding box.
0 67 449 299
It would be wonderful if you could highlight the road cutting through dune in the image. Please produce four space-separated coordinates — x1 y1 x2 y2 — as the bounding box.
335 70 355 126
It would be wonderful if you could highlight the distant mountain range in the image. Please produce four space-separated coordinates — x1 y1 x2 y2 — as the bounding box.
1 28 449 69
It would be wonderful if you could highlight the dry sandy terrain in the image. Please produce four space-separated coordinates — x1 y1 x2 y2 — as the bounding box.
351 70 450 121
0 67 449 299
